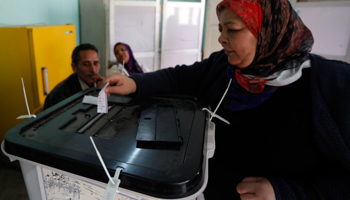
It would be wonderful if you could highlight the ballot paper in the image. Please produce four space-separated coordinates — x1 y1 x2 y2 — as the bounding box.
82 95 98 105
97 82 109 113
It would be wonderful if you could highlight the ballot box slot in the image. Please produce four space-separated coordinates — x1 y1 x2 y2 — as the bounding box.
58 116 77 130
56 105 98 133
94 105 141 140
71 105 94 115
45 96 84 120
56 105 95 130
75 105 113 134
63 102 136 139
19 97 85 136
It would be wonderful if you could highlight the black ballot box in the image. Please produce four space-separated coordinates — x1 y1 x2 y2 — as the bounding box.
1 88 216 200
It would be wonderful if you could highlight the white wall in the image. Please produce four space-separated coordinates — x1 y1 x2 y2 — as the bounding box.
292 0 350 63
203 0 222 59
0 0 80 44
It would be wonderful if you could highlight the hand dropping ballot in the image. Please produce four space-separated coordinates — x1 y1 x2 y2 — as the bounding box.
98 82 109 113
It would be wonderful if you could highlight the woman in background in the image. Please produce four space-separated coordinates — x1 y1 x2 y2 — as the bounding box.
103 0 350 199
107 42 146 76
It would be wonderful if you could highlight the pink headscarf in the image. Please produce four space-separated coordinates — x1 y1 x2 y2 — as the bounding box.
217 0 263 39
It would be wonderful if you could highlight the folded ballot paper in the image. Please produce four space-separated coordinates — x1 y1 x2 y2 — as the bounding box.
82 82 109 114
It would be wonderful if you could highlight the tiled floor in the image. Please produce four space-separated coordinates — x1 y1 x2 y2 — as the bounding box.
0 153 29 200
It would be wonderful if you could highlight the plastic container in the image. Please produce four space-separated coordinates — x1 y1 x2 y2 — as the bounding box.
1 88 215 200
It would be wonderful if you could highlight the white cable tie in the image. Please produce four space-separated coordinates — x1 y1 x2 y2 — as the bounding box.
210 78 232 121
102 167 123 200
202 108 230 125
122 60 130 76
202 78 232 124
17 78 36 119
21 78 31 116
90 136 115 185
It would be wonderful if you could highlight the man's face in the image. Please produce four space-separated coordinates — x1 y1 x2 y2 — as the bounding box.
72 50 100 87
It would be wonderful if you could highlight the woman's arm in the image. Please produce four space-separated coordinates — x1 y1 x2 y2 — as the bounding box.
104 50 227 98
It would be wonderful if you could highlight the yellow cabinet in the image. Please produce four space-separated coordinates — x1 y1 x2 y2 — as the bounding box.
0 25 76 142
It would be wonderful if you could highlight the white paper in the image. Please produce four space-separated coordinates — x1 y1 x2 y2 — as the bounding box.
82 95 98 105
97 83 109 113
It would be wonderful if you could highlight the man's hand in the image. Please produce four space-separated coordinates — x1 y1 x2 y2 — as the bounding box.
236 177 276 200
103 73 137 96
91 73 105 87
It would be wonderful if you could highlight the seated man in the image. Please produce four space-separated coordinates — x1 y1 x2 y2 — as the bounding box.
44 43 104 110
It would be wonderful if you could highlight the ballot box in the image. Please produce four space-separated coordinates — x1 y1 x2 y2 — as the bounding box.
1 88 215 200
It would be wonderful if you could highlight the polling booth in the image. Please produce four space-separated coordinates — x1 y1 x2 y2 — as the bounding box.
1 88 215 200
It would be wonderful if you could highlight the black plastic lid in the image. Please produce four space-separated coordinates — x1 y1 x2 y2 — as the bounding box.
4 88 207 199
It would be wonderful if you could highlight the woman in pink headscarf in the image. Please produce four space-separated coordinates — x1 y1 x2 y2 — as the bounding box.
104 0 350 199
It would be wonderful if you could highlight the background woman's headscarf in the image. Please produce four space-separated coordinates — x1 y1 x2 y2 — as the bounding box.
114 42 144 74
216 0 314 111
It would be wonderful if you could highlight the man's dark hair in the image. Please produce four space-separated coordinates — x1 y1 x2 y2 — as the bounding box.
71 43 99 65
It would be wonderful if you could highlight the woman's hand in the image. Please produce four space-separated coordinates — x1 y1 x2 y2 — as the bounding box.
103 73 137 96
236 177 276 200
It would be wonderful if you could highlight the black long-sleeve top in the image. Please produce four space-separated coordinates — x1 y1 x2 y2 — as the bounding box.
130 50 350 200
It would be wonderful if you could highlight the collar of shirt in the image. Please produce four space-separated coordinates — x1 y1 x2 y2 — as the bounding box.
78 76 90 90
241 59 311 87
